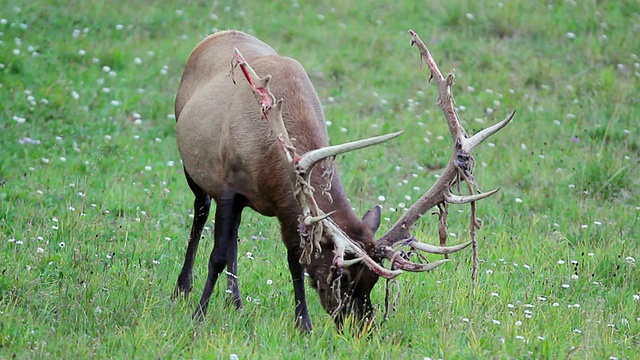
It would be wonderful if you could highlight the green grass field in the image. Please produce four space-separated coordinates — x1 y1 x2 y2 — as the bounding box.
1 0 638 358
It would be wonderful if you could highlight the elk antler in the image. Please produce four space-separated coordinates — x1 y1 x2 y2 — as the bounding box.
231 48 402 277
375 30 515 291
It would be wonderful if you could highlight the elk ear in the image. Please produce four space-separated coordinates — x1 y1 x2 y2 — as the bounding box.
362 205 381 234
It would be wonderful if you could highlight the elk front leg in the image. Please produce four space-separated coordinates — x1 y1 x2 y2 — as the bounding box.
193 189 245 320
174 171 211 298
282 222 313 332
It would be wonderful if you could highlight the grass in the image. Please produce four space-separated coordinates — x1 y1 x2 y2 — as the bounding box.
1 0 639 358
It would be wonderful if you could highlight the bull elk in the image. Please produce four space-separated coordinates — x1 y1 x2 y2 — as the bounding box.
173 29 515 331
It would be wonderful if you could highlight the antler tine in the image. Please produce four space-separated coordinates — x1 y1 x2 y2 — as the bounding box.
232 48 276 109
296 131 403 174
409 29 466 142
445 187 500 204
462 111 516 152
409 238 472 254
325 219 403 279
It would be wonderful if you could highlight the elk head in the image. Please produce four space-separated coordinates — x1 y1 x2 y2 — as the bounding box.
231 29 515 329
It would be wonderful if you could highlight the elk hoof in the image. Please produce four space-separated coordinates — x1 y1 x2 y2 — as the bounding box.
173 281 193 299
295 315 313 333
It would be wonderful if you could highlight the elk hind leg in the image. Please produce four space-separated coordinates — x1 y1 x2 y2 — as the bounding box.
225 197 245 310
174 170 211 298
193 188 245 320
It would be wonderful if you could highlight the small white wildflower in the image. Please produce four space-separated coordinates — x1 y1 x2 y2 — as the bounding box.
144 166 152 171
633 294 639 301
461 317 470 323
566 32 576 39
561 284 570 289
266 279 273 285
492 319 501 325
557 260 565 265
515 197 523 203
58 242 65 248
573 328 582 334
230 354 239 360
515 320 522 326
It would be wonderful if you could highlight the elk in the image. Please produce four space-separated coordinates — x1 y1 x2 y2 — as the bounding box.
173 29 515 331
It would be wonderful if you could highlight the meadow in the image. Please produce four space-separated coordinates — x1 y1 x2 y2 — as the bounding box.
1 0 638 358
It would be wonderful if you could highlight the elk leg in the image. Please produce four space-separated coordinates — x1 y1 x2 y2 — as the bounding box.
225 194 245 310
288 250 312 331
282 223 312 331
174 170 211 298
193 188 244 320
